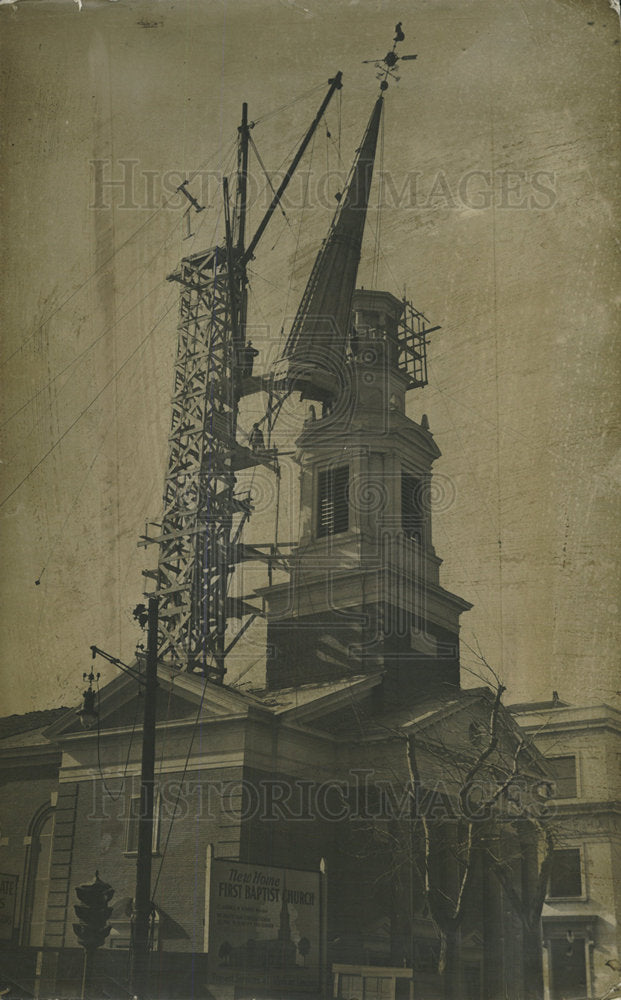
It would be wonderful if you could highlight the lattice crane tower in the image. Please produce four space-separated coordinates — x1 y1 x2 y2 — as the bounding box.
141 78 343 682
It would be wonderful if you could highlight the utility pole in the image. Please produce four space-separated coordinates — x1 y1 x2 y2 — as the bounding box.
130 596 159 999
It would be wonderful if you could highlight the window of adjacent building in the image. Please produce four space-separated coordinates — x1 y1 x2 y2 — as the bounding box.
548 755 578 798
364 976 394 1000
125 794 160 855
339 974 363 998
401 471 424 542
22 806 55 947
548 848 583 898
394 981 410 1000
317 465 349 538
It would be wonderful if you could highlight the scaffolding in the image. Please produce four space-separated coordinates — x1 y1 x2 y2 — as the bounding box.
140 247 261 680
396 299 440 390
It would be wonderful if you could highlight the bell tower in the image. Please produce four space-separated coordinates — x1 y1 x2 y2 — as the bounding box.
262 288 471 696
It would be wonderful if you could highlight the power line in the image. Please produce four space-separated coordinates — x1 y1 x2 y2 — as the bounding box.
95 676 142 803
1 209 167 371
151 676 208 901
2 81 325 373
34 411 117 586
0 139 237 372
0 295 177 510
2 200 187 429
2 274 171 431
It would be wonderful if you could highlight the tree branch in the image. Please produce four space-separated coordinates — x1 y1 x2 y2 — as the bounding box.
406 734 431 901
460 681 506 806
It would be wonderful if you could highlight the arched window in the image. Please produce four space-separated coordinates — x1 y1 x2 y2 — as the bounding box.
21 805 55 947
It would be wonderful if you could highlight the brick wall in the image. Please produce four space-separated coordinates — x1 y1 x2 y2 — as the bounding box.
59 761 245 956
0 761 59 946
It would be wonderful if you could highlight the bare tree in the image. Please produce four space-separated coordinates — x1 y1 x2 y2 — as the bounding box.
350 666 557 1000
405 681 510 998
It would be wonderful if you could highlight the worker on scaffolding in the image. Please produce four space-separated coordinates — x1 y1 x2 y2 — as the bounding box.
238 340 260 378
249 421 266 453
349 324 360 358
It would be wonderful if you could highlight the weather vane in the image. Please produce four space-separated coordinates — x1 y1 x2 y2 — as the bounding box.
363 22 417 91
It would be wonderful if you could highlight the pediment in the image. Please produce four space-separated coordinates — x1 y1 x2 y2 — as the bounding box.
397 689 548 784
400 689 521 752
99 689 200 730
44 663 262 742
286 683 545 771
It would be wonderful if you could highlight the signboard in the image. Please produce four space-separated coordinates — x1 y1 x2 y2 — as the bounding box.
206 856 323 992
0 874 18 941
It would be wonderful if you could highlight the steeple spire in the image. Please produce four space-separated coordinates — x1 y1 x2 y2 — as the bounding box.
275 95 384 402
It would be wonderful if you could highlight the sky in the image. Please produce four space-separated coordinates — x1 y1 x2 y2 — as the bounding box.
0 0 619 715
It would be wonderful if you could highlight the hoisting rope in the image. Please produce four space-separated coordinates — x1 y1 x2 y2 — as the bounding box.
247 134 293 233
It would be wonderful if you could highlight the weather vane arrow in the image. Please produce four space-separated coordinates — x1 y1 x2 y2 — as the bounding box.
363 21 417 90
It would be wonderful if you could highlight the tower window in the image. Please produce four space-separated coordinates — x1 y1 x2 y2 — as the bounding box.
317 465 349 538
402 471 424 542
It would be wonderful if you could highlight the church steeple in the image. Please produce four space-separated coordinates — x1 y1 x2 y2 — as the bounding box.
259 47 470 699
261 288 471 697
274 97 384 402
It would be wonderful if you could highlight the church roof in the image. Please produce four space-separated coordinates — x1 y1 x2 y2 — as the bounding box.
0 707 69 745
306 685 496 740
244 672 383 720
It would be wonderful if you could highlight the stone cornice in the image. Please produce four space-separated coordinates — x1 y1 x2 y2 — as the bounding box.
512 704 621 737
0 741 61 771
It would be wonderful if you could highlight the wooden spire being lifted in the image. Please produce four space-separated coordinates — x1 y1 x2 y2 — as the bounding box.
273 95 384 403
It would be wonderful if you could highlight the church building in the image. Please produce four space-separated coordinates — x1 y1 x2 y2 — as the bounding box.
0 284 555 1000
0 37 580 1000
